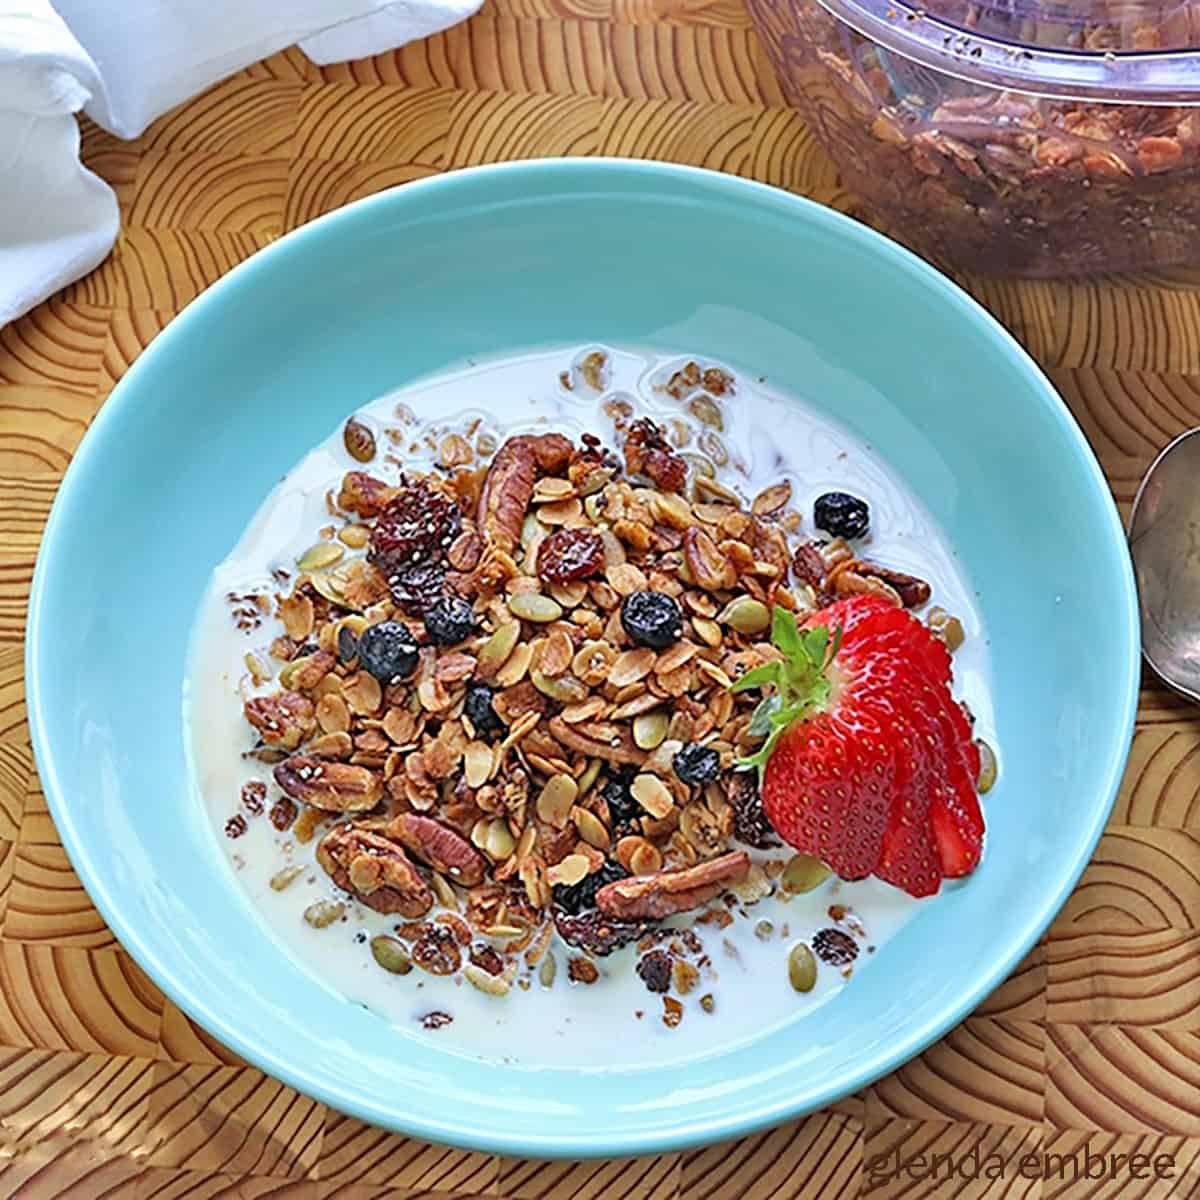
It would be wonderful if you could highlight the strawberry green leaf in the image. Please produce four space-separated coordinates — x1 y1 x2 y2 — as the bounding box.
730 662 782 694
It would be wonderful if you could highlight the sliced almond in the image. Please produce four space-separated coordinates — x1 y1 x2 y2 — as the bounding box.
546 853 590 887
536 774 578 828
494 641 534 687
464 740 494 788
537 497 583 526
752 480 792 515
573 807 611 850
539 630 574 678
606 562 648 596
631 773 675 819
607 647 656 688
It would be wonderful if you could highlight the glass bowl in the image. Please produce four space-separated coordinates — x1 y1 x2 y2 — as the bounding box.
746 0 1200 276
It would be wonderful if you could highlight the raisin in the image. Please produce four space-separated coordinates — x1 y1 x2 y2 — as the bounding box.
623 418 687 493
813 492 870 539
420 1011 453 1029
553 908 651 957
336 625 359 665
386 560 446 614
241 781 266 815
636 949 674 994
537 527 605 584
725 772 779 849
601 772 640 830
553 859 627 915
269 798 297 831
368 481 462 578
812 928 859 966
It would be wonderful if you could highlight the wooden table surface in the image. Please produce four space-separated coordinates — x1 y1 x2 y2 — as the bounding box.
2 2 1200 1196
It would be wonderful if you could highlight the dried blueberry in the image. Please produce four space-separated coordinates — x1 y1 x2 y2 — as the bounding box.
553 858 627 915
673 744 721 786
601 772 640 830
464 684 506 739
813 491 870 539
620 590 683 649
357 620 419 683
423 595 477 646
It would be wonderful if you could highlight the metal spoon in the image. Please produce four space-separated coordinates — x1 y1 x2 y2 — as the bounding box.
1128 427 1200 703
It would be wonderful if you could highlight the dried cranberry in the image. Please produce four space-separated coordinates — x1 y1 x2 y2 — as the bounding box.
368 482 462 577
553 908 651 957
412 924 463 975
225 814 247 838
636 949 673 994
812 928 859 966
536 527 605 584
725 772 779 849
386 560 446 614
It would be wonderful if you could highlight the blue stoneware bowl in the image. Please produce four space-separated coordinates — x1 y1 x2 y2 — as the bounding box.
27 159 1138 1157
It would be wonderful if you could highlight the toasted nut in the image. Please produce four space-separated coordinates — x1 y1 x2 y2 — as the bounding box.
547 853 591 887
391 813 488 886
608 647 656 688
630 840 663 875
316 693 352 735
371 935 413 974
343 417 376 463
279 593 315 642
317 825 433 916
684 526 737 591
977 740 998 793
339 523 370 549
539 630 574 677
465 962 513 996
274 756 382 812
782 853 832 894
298 541 345 572
537 774 578 827
303 900 345 928
464 740 494 788
788 943 818 993
509 593 564 623
606 562 649 595
574 807 611 850
548 716 645 765
573 640 618 685
633 710 669 750
721 596 770 636
596 851 750 919
485 819 516 861
652 492 693 530
927 606 965 651
630 773 675 819
752 480 792 515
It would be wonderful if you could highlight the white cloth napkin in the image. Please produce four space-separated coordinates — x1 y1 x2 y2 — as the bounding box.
0 0 480 327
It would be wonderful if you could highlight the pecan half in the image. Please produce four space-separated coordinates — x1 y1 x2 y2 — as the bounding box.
530 432 574 474
548 715 646 765
684 526 737 591
316 823 433 917
244 692 316 750
389 813 487 886
338 471 399 518
596 850 750 920
790 541 832 605
477 436 537 552
852 561 931 608
274 755 383 812
622 418 686 493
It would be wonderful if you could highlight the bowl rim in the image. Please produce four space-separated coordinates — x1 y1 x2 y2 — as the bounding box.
25 157 1141 1157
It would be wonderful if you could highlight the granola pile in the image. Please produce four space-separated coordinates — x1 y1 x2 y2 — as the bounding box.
227 358 946 1007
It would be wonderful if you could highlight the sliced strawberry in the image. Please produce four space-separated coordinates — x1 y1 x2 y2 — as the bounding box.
737 594 988 900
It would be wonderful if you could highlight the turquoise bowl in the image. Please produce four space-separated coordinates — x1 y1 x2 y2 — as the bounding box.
27 160 1138 1157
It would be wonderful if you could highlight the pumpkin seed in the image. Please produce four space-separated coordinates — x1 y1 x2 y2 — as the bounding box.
573 807 610 850
343 416 376 462
788 943 818 993
633 710 669 750
297 541 344 571
478 622 519 676
269 865 304 891
371 935 412 974
782 853 832 894
688 394 724 430
465 962 512 995
755 920 774 940
977 740 998 793
721 596 770 636
691 616 723 647
531 669 587 703
303 900 345 929
464 740 494 788
508 593 563 623
309 572 347 606
539 951 557 989
485 819 516 861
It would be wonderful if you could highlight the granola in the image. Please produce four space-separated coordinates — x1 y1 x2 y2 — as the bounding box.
198 344 993 1041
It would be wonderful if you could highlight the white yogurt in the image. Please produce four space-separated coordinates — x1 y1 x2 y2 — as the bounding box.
185 345 993 1068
